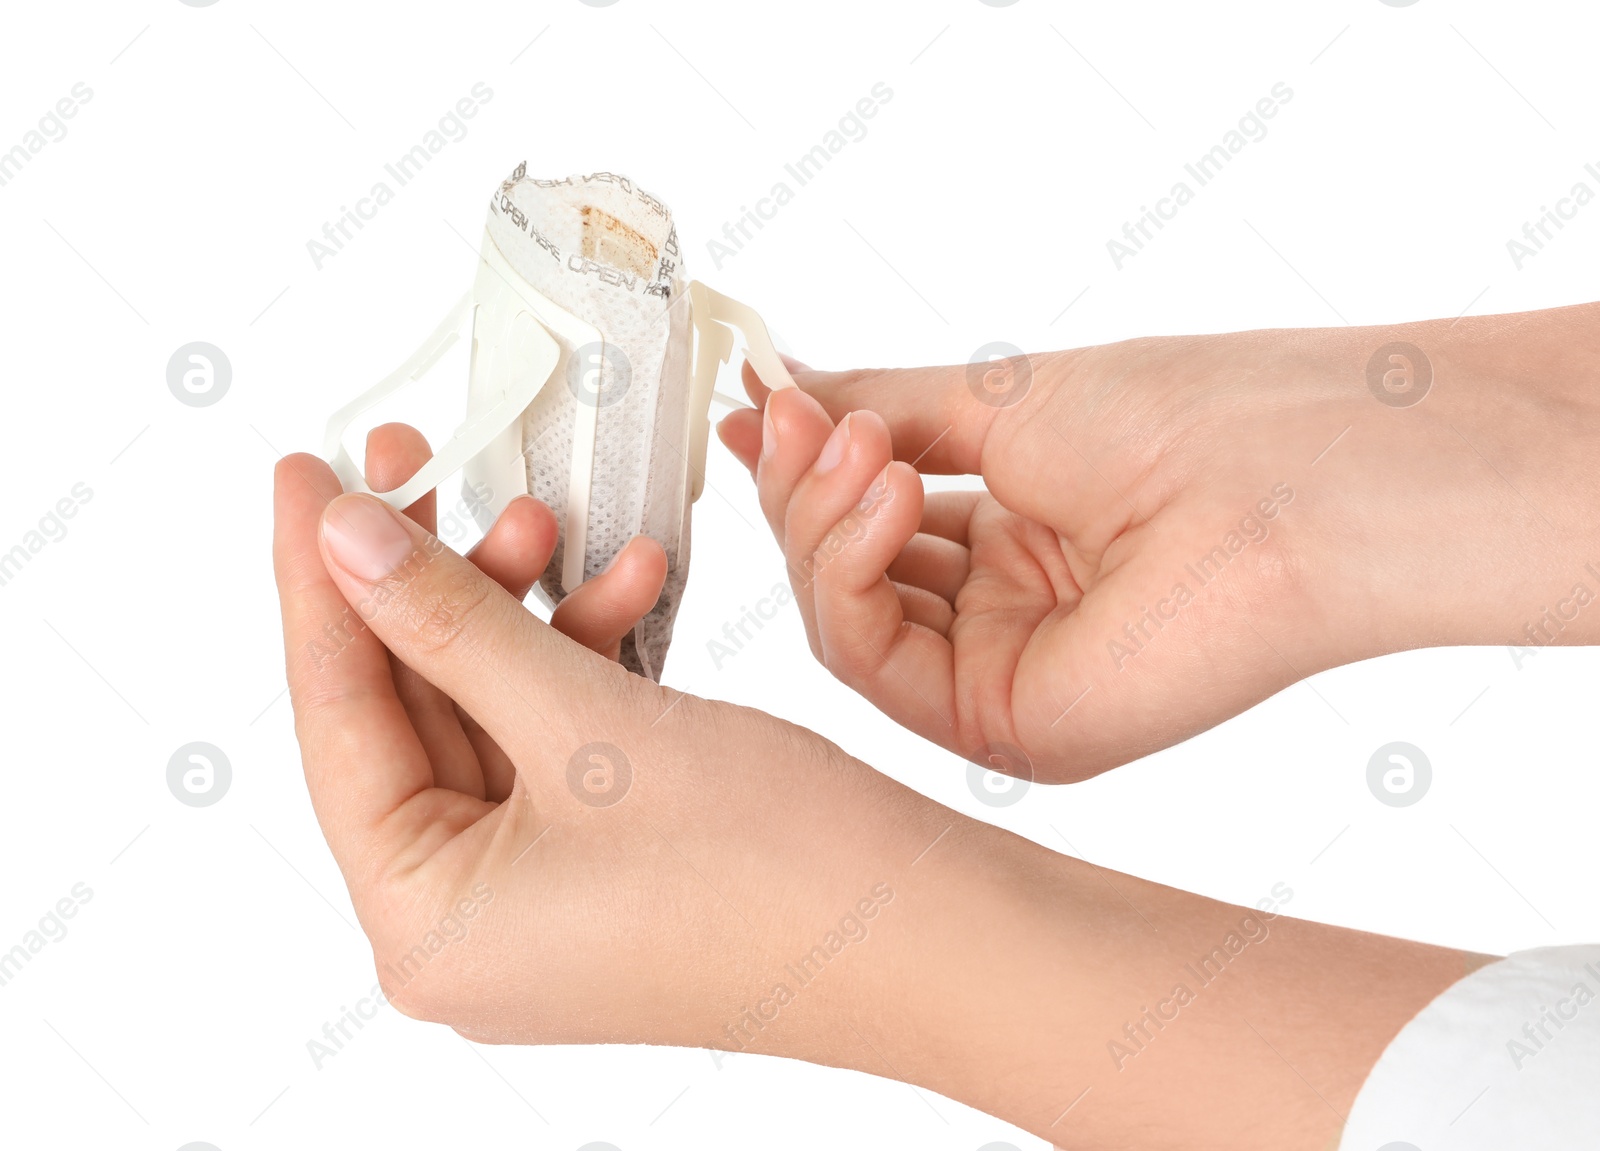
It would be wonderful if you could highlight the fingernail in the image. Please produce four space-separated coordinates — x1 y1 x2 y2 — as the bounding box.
762 401 779 461
322 495 417 581
815 413 852 474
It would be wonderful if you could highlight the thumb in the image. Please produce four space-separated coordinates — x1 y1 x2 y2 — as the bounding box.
317 493 643 753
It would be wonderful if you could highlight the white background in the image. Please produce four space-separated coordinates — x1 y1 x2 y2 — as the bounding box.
1 1 1597 1149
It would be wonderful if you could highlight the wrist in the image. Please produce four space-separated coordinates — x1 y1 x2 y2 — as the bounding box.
645 713 960 1066
1439 303 1600 649
1286 303 1600 667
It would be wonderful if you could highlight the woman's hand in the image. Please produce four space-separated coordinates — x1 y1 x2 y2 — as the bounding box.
271 427 946 1050
339 423 671 809
719 303 1600 780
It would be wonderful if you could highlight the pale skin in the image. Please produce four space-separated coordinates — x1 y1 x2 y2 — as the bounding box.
717 300 1600 779
271 302 1596 1148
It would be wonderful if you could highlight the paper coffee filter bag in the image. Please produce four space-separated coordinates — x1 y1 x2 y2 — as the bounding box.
323 165 798 678
484 166 694 680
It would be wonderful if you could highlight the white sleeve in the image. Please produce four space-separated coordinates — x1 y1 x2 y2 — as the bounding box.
1339 944 1600 1150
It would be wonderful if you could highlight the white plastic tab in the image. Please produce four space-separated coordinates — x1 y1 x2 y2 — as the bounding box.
322 247 794 590
686 280 797 503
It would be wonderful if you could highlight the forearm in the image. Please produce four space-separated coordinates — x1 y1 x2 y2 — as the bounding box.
728 781 1484 1149
902 838 1479 1147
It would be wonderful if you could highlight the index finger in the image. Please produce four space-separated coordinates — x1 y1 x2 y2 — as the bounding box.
742 358 998 475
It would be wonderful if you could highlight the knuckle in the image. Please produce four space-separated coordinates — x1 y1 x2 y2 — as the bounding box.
1238 529 1307 615
831 643 874 686
1195 521 1304 625
290 673 378 721
819 622 875 685
406 563 495 658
